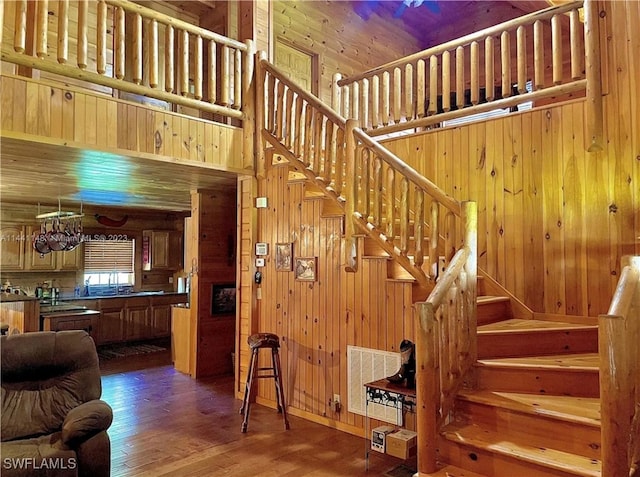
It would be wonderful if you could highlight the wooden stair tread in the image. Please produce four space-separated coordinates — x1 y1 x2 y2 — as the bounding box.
477 353 600 371
442 422 602 477
476 296 509 304
428 464 489 477
478 318 598 333
456 390 601 427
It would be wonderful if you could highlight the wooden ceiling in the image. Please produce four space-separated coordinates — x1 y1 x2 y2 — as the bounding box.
0 136 237 213
353 0 551 49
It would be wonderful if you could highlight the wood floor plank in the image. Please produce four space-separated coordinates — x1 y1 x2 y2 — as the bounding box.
100 352 406 476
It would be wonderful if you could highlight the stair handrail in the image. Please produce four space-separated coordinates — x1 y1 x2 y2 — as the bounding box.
599 256 640 477
259 57 467 287
0 0 249 120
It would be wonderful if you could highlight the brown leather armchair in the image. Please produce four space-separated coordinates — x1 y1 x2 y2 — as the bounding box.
1 331 113 477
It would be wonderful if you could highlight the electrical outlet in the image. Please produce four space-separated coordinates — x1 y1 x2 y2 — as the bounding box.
168 277 173 284
331 394 341 412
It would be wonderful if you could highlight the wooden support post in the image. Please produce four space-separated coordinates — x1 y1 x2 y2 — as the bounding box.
344 119 359 273
360 78 369 129
58 0 69 64
242 40 256 172
455 46 465 110
208 41 217 102
534 20 545 90
255 51 267 179
551 14 562 85
428 55 438 115
501 31 511 98
180 30 190 96
517 26 527 94
584 0 603 151
371 74 380 128
442 51 451 112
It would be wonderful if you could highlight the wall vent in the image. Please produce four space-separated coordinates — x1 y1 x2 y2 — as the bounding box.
347 345 401 424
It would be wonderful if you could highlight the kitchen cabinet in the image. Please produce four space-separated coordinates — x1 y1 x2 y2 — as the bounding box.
143 230 182 270
42 310 99 341
151 303 172 338
98 298 127 345
15 226 84 271
0 225 26 270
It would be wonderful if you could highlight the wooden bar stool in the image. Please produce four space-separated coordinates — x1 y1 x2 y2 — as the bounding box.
240 333 290 433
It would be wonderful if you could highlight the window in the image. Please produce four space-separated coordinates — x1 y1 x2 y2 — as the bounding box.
83 239 135 287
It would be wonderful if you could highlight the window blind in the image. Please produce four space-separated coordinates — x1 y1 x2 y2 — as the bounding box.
84 240 134 273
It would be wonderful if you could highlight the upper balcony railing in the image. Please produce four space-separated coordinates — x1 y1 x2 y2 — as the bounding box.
332 0 602 150
0 0 253 120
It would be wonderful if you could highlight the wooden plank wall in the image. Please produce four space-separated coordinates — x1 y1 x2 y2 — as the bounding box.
271 0 423 106
380 1 639 319
0 75 244 170
251 165 415 434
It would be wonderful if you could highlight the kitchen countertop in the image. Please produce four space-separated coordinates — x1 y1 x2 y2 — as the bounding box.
0 292 40 303
57 291 188 302
41 309 101 317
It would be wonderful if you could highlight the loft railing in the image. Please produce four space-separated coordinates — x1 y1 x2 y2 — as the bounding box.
599 256 640 477
257 54 477 476
333 0 603 151
0 0 253 120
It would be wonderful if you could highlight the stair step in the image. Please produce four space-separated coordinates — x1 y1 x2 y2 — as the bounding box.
427 464 490 476
440 422 602 477
477 319 599 358
454 391 601 459
476 296 512 325
475 354 600 397
320 197 344 217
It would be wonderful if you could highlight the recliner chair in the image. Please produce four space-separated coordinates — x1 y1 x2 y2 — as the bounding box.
1 330 113 477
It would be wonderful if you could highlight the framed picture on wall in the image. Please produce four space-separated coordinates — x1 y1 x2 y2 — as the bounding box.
275 243 293 271
211 284 236 315
294 257 317 281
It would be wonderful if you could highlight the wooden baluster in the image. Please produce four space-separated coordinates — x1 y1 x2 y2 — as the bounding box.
344 119 359 272
584 0 603 151
485 36 495 101
428 55 438 115
551 14 562 85
342 84 350 119
115 6 125 79
405 63 414 121
501 31 511 98
294 95 304 157
371 74 380 128
385 167 395 241
372 156 382 224
275 81 285 140
208 41 216 102
445 211 456 265
416 58 426 118
132 13 142 84
164 25 174 93
221 45 230 106
77 0 87 68
393 67 401 123
534 20 544 90
334 127 345 197
351 81 360 121
35 0 47 58
193 35 202 99
455 46 464 110
285 88 295 149
362 148 371 220
399 177 409 256
323 121 335 182
331 73 342 116
382 70 390 125
470 41 479 105
313 112 324 177
57 0 68 63
428 201 439 279
517 25 527 94
14 0 27 53
442 50 451 112
180 30 189 96
266 73 275 133
414 189 424 267
569 9 583 80
148 20 158 87
360 78 369 130
303 105 314 168
234 48 242 109
96 1 107 73
242 39 255 171
0 0 4 44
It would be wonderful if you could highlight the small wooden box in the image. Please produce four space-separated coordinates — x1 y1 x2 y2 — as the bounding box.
386 429 417 459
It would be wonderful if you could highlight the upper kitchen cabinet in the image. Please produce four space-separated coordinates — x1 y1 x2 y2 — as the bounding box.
23 226 84 271
0 225 26 270
143 230 183 271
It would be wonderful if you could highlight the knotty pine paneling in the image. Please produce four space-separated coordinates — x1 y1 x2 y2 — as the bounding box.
0 75 244 170
272 0 423 106
382 0 640 319
251 165 414 432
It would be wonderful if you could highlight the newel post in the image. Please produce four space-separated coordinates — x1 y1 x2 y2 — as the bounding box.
344 119 358 272
416 302 438 474
462 201 478 367
255 50 267 179
584 0 604 152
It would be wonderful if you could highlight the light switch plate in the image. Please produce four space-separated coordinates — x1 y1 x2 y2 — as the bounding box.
256 258 265 267
256 197 268 208
255 242 269 255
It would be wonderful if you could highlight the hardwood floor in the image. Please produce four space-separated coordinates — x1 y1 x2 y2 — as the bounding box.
100 351 411 476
